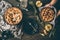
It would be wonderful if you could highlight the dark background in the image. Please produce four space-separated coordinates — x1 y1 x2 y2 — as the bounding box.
1 0 60 40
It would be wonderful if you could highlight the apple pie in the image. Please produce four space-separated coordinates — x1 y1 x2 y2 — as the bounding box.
4 7 22 25
40 7 54 22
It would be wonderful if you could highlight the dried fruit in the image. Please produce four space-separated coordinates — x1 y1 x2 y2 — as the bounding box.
45 24 52 31
36 1 42 7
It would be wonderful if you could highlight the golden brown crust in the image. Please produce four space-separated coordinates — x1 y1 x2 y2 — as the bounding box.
4 7 22 25
40 7 54 22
